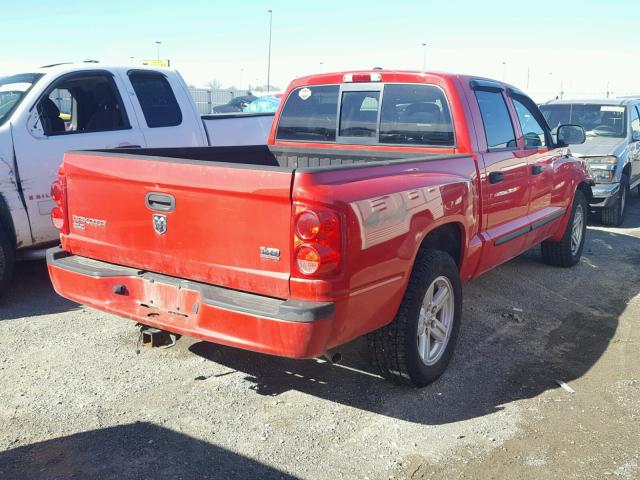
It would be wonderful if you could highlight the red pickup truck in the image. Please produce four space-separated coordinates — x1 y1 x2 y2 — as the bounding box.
47 71 592 387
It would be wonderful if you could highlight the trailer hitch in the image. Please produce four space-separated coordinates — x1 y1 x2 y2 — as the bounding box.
136 325 179 353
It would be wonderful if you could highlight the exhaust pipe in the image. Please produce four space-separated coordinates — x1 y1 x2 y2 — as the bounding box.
322 349 342 364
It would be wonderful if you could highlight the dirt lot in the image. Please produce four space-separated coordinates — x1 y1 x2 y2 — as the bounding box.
1 198 639 480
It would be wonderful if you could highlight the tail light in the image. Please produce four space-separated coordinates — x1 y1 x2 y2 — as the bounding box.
51 169 69 235
293 204 341 277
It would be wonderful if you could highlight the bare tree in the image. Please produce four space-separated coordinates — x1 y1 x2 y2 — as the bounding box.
208 79 222 90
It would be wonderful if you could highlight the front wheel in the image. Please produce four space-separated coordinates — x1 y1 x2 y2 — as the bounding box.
367 249 462 387
541 189 588 267
601 175 629 226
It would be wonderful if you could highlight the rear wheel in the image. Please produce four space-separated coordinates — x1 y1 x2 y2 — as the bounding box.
367 249 462 387
541 189 588 267
601 175 629 226
0 224 15 294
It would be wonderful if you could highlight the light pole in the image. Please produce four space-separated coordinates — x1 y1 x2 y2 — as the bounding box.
155 41 162 61
548 72 556 99
501 61 506 81
267 9 273 94
422 42 427 71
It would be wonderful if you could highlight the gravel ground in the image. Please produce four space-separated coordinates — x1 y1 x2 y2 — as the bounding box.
1 197 639 480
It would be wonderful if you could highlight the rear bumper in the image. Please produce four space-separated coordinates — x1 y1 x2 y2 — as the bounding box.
46 247 335 358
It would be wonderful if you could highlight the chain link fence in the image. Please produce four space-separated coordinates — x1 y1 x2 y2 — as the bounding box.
189 87 252 114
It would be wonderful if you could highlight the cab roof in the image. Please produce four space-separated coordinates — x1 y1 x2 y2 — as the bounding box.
14 62 176 78
287 69 517 91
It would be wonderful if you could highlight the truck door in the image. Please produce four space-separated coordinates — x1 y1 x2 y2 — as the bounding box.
471 84 531 273
122 70 205 148
12 70 146 245
509 94 565 247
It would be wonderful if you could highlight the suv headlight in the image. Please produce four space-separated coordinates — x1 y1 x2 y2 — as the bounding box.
585 156 617 183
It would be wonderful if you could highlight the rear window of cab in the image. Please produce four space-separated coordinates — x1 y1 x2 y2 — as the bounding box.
276 83 455 147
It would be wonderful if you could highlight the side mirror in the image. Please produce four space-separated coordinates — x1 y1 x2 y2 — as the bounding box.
557 124 586 146
632 131 640 142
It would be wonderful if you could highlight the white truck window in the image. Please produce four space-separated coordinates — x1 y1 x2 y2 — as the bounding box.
128 71 182 128
0 73 43 125
36 73 130 135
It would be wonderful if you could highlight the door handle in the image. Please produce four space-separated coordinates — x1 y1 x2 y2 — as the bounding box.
146 192 175 212
532 165 544 175
489 172 504 184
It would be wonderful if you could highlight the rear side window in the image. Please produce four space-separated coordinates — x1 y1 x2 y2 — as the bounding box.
339 91 379 138
276 85 339 141
380 84 454 146
475 90 516 150
129 72 182 128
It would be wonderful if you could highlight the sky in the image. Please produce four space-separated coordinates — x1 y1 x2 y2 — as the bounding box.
1 0 639 102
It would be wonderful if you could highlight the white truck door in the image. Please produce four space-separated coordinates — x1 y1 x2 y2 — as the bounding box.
121 69 206 147
12 69 146 246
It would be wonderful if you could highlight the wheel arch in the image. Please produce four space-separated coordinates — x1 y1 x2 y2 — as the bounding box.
577 180 593 204
417 221 465 269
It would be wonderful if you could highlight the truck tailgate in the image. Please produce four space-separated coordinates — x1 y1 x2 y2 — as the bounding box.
61 151 293 299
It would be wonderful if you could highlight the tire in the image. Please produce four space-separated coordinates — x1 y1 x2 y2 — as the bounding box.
0 224 15 294
367 249 462 387
600 175 629 226
541 189 588 268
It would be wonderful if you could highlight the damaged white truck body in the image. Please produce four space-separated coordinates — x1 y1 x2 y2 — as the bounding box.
0 63 274 290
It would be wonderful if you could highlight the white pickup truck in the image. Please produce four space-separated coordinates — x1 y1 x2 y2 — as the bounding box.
0 63 274 290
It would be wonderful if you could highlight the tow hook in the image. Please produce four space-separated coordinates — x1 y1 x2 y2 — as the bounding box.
136 325 179 353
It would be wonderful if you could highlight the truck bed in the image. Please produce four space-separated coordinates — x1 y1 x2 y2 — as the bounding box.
98 145 465 171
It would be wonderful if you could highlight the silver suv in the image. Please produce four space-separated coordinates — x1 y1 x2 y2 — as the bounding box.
540 99 640 225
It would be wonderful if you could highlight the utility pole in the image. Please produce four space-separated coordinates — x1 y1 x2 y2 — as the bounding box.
422 42 427 71
155 41 162 61
267 9 273 94
501 61 506 82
